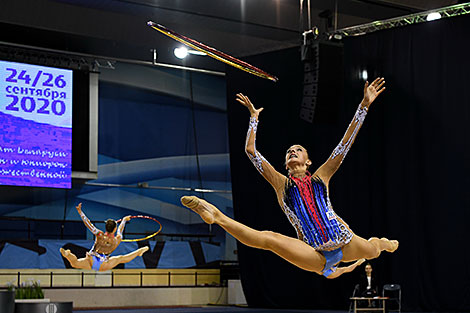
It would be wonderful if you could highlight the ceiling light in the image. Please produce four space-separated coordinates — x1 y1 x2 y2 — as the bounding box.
426 12 441 21
361 70 368 81
174 47 188 59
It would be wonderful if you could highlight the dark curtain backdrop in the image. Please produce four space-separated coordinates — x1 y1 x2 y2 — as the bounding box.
226 14 470 312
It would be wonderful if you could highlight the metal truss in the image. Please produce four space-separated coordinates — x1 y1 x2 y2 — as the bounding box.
328 2 470 37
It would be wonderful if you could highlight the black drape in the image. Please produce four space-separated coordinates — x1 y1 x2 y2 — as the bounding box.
227 15 470 312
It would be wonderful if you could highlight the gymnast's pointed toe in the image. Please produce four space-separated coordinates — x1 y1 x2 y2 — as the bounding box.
181 196 200 209
180 196 216 224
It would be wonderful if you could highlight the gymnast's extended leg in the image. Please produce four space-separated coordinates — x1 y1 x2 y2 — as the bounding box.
99 246 149 271
182 196 332 274
60 248 92 270
341 235 399 262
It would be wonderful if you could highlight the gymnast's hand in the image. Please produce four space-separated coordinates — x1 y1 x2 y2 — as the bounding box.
76 203 82 214
123 215 131 222
362 77 386 107
236 93 263 118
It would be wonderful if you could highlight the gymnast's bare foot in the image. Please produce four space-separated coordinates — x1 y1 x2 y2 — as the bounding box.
60 248 70 257
347 258 366 273
138 246 149 256
383 238 399 252
181 196 217 224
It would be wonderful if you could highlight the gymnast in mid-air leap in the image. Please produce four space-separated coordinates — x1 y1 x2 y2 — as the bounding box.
182 77 398 278
60 203 148 271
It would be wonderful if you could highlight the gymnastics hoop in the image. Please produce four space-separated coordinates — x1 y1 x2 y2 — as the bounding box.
116 215 162 242
147 21 279 82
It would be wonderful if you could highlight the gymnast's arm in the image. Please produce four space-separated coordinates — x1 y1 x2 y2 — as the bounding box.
116 215 131 241
236 93 286 191
314 78 386 184
76 203 101 236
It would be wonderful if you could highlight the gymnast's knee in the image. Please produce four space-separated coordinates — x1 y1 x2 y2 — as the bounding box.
365 243 381 259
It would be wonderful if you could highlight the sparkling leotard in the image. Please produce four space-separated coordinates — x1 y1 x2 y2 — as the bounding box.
245 100 372 275
281 174 353 251
245 113 364 252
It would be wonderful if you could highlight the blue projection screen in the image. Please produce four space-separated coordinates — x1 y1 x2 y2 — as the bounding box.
0 60 73 188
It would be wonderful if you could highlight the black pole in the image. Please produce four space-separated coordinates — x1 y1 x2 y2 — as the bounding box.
61 190 68 239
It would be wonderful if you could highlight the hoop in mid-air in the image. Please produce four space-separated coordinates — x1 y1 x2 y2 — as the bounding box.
116 215 162 242
147 21 279 82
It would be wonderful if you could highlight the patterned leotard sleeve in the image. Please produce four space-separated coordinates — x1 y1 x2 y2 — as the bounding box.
78 207 100 236
245 116 285 191
330 104 368 164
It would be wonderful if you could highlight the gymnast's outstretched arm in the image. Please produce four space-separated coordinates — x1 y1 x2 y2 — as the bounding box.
236 93 286 191
116 215 131 241
76 203 101 236
315 78 386 184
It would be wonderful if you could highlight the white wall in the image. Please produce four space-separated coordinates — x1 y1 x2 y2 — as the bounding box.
45 287 227 308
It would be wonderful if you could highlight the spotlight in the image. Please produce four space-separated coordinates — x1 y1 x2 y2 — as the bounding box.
174 47 188 59
328 33 343 42
426 12 441 21
361 70 368 81
174 47 207 59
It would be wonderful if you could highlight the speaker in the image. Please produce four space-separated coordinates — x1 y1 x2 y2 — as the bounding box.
300 41 343 123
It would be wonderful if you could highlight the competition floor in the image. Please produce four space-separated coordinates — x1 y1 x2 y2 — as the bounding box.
73 308 425 313
74 308 348 313
73 307 431 313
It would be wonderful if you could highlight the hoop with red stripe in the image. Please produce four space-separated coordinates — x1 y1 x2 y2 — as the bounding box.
116 215 162 242
147 21 279 82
